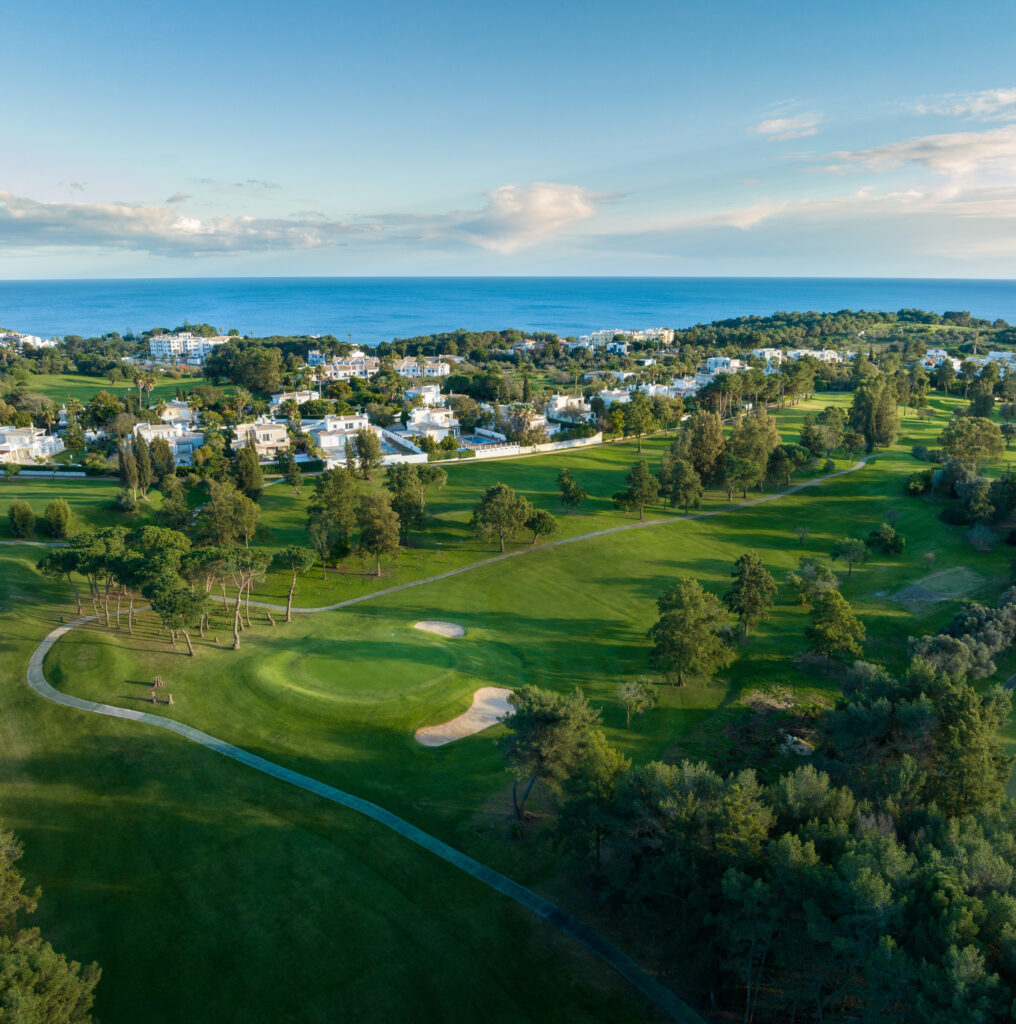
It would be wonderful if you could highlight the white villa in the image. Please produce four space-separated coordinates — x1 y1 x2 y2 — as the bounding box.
158 400 198 426
306 413 373 458
269 390 318 414
705 356 747 374
405 383 443 407
751 347 784 364
133 422 205 465
315 351 381 381
597 388 631 409
547 394 594 422
399 406 461 442
393 356 451 379
922 348 962 371
148 333 230 365
785 348 843 363
0 427 64 463
231 419 290 459
1 332 58 351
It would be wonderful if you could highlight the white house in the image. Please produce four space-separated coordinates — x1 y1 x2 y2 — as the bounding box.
316 352 381 381
269 390 318 414
393 356 451 379
305 413 373 458
231 419 290 459
921 348 962 371
705 356 746 374
158 400 198 426
148 333 230 364
546 394 594 422
606 341 630 356
399 405 461 442
751 347 784 364
0 427 64 463
133 422 204 465
785 348 843 363
405 383 443 407
306 349 326 366
1 332 58 351
597 388 631 409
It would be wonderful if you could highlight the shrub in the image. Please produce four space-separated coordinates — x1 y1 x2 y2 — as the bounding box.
115 489 138 513
823 458 835 473
867 522 905 554
906 470 932 496
43 498 71 538
8 500 34 537
968 524 996 552
911 444 929 461
939 506 968 525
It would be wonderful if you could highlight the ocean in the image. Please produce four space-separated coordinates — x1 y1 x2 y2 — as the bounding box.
2 277 1016 346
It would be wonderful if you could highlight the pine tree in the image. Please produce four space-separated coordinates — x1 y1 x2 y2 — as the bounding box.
613 459 659 520
132 432 153 498
723 550 777 637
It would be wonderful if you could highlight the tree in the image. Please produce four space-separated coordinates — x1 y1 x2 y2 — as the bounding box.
37 548 84 615
723 550 778 637
729 410 782 467
618 680 657 728
613 459 659 520
355 493 401 576
470 483 532 552
118 442 139 499
787 556 839 606
415 463 448 512
273 545 316 621
867 522 905 554
0 824 100 1022
648 578 735 685
156 474 190 530
3 463 21 482
499 686 601 818
799 414 825 457
677 410 726 483
525 507 559 544
659 454 703 514
233 439 264 500
351 428 383 479
849 377 900 450
624 390 657 453
306 469 357 576
8 500 34 538
938 415 1004 471
806 591 866 658
557 467 588 512
276 449 303 494
832 537 868 577
724 455 765 499
198 479 260 547
145 574 205 655
132 432 153 498
43 498 72 539
63 419 86 453
149 437 176 484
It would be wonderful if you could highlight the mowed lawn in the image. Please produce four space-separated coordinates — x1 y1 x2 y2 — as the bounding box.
0 548 660 1024
9 372 213 405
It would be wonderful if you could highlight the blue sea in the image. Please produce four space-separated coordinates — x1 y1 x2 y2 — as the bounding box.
2 277 1016 345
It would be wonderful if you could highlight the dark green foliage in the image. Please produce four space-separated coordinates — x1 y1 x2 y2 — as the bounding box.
43 498 71 539
866 522 905 554
806 590 866 658
649 578 735 685
557 467 588 511
351 428 383 480
849 376 900 449
355 493 401 576
613 458 659 520
723 550 777 637
524 507 559 544
8 500 34 538
233 442 264 500
470 482 532 552
149 437 175 483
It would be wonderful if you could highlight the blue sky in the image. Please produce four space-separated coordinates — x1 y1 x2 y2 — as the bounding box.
6 0 1016 277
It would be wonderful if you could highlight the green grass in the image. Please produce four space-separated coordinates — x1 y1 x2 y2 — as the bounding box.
8 372 214 406
11 390 1016 1021
0 550 659 1024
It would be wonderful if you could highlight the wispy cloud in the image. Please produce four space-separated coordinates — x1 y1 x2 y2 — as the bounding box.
820 124 1016 178
751 112 823 142
165 192 191 204
910 87 1016 121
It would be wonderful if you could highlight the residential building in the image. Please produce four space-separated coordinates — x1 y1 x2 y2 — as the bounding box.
705 356 746 374
158 400 198 426
148 332 230 364
597 388 631 408
316 353 381 381
393 356 451 378
1 332 58 350
785 348 843 363
269 390 318 414
231 419 290 459
546 394 594 422
306 349 326 366
133 422 205 465
0 427 64 463
751 347 784 364
305 413 373 458
606 341 630 356
399 405 461 442
405 383 443 406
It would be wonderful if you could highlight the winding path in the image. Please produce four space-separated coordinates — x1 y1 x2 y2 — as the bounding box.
18 456 875 1023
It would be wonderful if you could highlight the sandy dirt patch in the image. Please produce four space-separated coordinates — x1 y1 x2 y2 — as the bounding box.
414 620 466 638
416 687 513 747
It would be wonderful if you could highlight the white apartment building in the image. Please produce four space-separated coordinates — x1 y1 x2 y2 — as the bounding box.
231 419 290 459
148 333 230 364
133 422 205 465
785 348 843 363
0 427 64 463
1 333 58 350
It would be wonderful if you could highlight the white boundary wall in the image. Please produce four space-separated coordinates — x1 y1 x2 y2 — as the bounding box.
467 432 603 461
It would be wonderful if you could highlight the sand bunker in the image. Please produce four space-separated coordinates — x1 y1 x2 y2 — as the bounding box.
415 687 513 747
414 620 466 638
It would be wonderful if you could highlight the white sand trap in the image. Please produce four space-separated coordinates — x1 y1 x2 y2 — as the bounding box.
415 687 513 747
414 620 466 638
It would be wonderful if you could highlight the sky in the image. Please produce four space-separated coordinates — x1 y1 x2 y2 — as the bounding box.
6 0 1016 278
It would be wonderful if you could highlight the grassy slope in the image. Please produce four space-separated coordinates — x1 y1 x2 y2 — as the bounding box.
0 549 657 1024
11 373 213 406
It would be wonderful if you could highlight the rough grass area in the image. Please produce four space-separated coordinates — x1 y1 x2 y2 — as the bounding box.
892 567 989 609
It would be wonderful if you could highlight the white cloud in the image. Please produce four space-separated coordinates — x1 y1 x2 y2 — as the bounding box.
379 182 608 253
821 124 1016 178
911 88 1016 120
751 112 823 142
0 192 377 255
